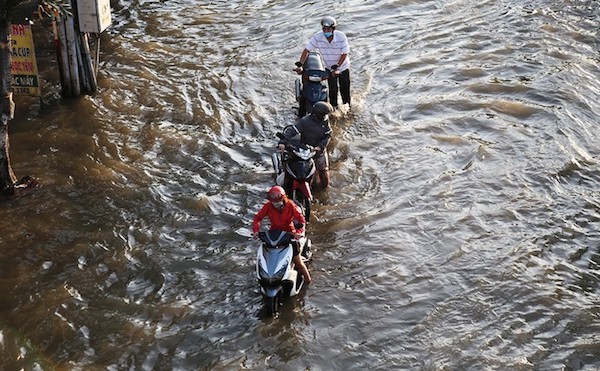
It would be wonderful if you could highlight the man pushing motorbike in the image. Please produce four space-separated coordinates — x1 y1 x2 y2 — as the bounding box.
253 186 312 284
297 16 351 110
278 101 334 189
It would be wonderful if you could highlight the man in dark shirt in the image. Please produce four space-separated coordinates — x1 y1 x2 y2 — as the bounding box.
278 101 334 188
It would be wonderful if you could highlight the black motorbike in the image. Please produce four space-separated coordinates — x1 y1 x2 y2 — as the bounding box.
294 50 331 117
272 129 317 221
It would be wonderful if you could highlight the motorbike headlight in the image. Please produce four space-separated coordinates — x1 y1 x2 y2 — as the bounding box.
273 264 288 281
259 266 269 279
295 148 312 160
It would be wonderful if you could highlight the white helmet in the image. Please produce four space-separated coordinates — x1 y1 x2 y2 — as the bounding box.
321 16 337 28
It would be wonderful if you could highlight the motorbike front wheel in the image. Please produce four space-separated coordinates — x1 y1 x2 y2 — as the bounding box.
266 295 279 316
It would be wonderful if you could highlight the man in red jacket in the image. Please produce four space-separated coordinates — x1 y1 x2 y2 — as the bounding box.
253 186 312 284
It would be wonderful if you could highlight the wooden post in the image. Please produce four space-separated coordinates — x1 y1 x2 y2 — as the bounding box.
65 15 80 96
56 17 72 96
74 33 89 92
53 0 103 96
52 20 66 94
80 33 97 92
0 114 16 192
94 35 100 77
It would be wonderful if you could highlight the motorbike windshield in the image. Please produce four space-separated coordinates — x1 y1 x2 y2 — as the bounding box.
293 147 315 160
261 230 293 247
304 52 325 72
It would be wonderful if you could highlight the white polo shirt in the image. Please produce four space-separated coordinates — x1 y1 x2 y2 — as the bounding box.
305 30 350 72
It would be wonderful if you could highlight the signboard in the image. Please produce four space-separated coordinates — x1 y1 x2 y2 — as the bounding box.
10 24 40 96
78 0 112 33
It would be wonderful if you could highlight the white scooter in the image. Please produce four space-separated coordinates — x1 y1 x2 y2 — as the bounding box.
256 230 312 316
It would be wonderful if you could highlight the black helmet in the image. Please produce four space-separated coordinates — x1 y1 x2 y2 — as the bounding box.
312 101 334 116
321 16 337 28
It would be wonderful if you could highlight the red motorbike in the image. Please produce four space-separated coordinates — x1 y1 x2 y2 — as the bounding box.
272 128 317 221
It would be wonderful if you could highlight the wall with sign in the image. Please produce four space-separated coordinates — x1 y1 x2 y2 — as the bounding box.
10 24 40 97
78 0 112 33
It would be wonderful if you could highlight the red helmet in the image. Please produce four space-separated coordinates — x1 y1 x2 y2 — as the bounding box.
267 186 285 202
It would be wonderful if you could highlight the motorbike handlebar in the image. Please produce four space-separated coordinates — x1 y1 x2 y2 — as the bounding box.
293 61 303 75
281 141 316 152
276 128 316 153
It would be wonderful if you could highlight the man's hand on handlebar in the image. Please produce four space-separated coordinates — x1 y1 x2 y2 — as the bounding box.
330 64 340 76
278 144 286 152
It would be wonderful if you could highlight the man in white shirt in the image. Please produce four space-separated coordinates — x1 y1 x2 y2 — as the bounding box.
299 16 351 109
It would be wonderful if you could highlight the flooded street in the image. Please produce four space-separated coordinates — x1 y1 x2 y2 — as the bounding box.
0 0 599 369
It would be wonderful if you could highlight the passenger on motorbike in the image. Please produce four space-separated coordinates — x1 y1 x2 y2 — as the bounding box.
278 101 333 188
252 186 312 284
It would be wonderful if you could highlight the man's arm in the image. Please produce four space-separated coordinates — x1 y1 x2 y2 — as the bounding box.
316 124 332 150
291 204 306 235
336 53 347 68
252 204 269 233
300 48 309 64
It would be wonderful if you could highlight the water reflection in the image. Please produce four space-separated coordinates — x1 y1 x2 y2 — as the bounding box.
1 0 599 369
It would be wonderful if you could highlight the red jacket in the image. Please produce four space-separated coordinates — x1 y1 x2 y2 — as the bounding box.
252 200 306 235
